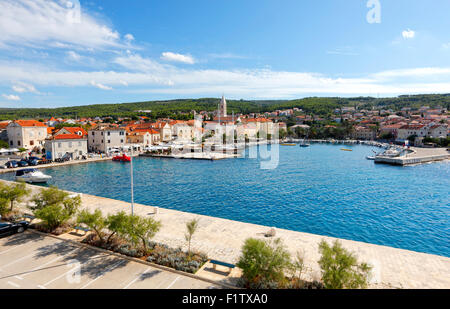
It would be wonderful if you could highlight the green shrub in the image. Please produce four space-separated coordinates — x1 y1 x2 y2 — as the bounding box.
0 182 30 213
145 243 208 273
124 215 161 252
318 240 371 289
34 204 74 231
105 211 129 244
237 238 293 288
77 209 107 243
185 219 199 258
31 186 80 232
0 197 9 216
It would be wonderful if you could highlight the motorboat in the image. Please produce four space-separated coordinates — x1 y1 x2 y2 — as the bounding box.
366 156 376 160
15 168 52 183
112 154 131 162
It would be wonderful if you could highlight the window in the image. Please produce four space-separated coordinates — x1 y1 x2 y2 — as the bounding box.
58 142 62 148
10 141 12 145
18 141 21 146
120 139 123 143
107 132 111 136
108 140 111 144
92 131 95 136
30 140 34 146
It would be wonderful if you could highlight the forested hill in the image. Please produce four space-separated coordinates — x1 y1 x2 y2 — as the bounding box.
0 94 449 121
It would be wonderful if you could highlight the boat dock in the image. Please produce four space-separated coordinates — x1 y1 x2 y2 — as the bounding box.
140 152 240 160
375 147 450 166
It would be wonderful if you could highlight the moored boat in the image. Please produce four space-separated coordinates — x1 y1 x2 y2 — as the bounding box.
112 154 131 162
15 168 52 183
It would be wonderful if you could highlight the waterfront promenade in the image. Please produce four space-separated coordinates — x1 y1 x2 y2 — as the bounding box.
0 156 113 175
2 179 449 289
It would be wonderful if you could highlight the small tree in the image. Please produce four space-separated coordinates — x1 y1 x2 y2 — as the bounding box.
0 197 9 216
31 186 81 231
77 209 107 243
105 211 129 244
31 186 70 211
237 238 292 288
318 240 371 289
185 219 199 258
0 182 30 212
125 215 161 252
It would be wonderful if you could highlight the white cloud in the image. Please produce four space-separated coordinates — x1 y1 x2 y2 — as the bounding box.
2 94 21 101
161 52 195 64
0 0 125 50
124 34 135 42
1 57 450 98
12 82 38 93
402 29 415 39
66 51 81 61
90 81 112 90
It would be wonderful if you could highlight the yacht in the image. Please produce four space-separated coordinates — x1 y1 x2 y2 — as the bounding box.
15 168 52 184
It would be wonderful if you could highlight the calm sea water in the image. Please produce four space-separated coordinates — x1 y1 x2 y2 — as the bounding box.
3 144 449 257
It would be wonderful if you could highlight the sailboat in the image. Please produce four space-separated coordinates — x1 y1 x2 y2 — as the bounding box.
299 138 310 147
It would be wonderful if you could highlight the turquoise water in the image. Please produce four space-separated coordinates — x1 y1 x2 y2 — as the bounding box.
2 144 449 257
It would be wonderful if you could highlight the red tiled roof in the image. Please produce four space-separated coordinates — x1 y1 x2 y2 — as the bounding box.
62 127 87 136
53 134 85 140
15 120 47 127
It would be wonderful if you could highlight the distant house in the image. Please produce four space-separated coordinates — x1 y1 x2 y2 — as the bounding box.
0 121 11 142
127 129 160 146
396 125 427 141
352 126 376 140
88 126 126 153
44 134 88 160
54 127 87 138
6 120 48 150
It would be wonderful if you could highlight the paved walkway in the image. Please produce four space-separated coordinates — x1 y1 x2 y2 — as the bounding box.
0 156 113 174
0 231 218 289
2 179 450 289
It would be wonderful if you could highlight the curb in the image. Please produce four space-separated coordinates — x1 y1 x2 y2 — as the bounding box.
28 229 239 290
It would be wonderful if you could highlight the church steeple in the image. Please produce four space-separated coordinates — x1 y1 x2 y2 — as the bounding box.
219 95 227 117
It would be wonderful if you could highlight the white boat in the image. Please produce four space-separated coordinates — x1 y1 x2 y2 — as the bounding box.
366 156 376 160
15 168 52 183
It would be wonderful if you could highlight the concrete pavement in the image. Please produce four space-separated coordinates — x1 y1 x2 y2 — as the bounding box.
0 231 219 289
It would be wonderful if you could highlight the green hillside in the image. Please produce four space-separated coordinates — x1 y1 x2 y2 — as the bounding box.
0 94 448 121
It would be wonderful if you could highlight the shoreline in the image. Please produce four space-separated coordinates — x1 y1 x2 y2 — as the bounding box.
2 179 449 289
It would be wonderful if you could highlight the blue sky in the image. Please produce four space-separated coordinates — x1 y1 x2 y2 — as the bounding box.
0 0 450 108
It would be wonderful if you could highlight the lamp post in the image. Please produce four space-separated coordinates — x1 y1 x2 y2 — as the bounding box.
130 146 134 216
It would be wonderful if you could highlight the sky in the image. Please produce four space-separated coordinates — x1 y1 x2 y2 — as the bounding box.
0 0 450 108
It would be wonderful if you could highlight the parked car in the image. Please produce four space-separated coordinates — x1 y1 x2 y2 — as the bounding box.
0 221 30 237
26 158 39 166
5 160 18 168
18 160 29 167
